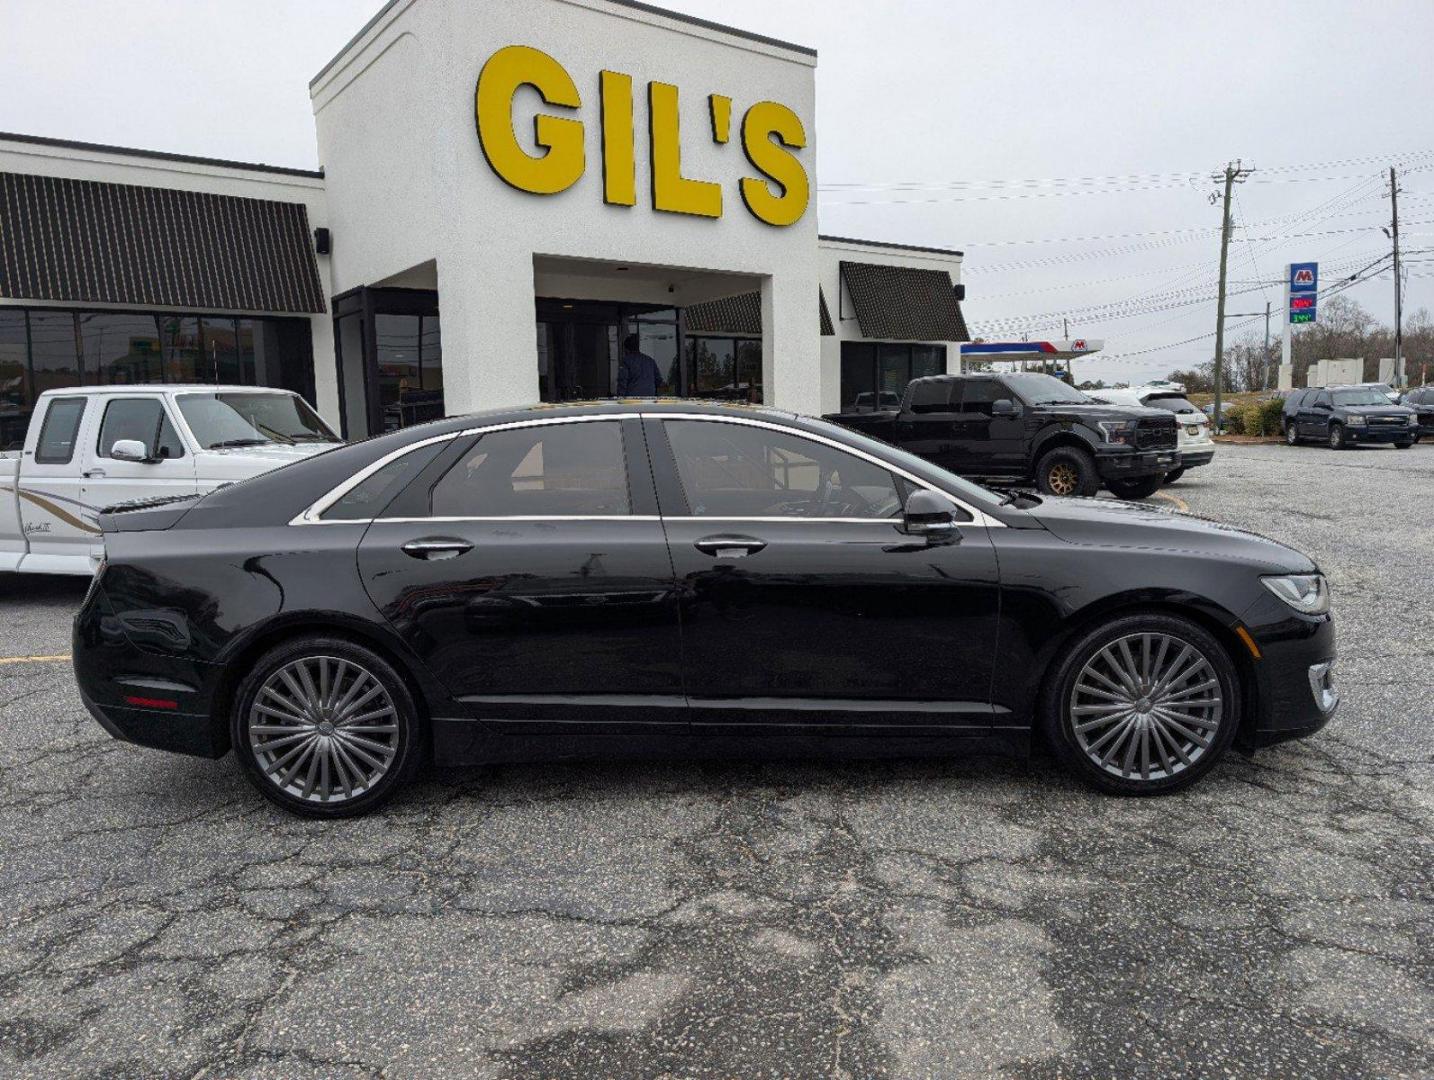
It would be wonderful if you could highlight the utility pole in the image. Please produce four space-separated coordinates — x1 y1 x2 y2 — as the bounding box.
1390 166 1403 385
1262 301 1272 389
1211 161 1254 425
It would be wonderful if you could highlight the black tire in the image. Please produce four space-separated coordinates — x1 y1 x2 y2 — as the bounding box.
230 635 424 818
1162 468 1186 485
1106 475 1165 500
1285 422 1299 446
1035 446 1100 497
1041 612 1240 795
1395 440 1413 449
1328 423 1347 450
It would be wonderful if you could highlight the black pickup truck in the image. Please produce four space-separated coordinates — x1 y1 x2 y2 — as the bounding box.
825 371 1181 499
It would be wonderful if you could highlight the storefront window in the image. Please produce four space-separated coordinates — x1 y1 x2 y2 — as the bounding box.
79 313 164 386
28 311 81 396
0 310 29 450
684 336 762 402
0 307 315 447
840 341 947 412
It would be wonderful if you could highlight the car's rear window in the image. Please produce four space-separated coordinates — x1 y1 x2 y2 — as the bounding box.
1143 395 1199 414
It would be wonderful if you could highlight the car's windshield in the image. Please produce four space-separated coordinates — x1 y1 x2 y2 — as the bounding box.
176 393 341 449
1332 388 1394 407
801 415 1004 509
1000 373 1090 405
1143 394 1200 414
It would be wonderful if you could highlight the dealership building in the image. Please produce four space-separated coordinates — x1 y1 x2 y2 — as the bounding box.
0 0 972 446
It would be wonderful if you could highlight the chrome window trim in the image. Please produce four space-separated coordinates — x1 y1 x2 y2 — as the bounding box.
290 410 1003 529
291 415 637 526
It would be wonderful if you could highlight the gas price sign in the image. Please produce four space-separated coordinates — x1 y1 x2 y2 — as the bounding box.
1288 262 1318 324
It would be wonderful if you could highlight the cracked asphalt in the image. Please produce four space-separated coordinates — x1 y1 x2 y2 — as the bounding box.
0 441 1430 1078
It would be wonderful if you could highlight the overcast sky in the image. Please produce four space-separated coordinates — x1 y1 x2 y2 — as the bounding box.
3 0 1432 383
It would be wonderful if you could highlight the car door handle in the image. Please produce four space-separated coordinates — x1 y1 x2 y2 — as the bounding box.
401 538 473 561
693 534 767 558
83 468 106 479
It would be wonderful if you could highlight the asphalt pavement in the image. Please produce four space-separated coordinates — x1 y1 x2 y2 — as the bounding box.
0 441 1429 1078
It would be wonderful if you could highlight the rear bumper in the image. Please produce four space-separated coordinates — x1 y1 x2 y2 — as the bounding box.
1094 448 1181 480
1178 448 1215 468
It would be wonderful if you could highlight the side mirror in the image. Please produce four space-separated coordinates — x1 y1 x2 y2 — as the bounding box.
903 489 961 541
110 439 152 463
990 398 1018 417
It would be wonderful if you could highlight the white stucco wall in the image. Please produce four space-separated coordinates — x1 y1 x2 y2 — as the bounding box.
311 0 822 415
816 237 965 416
0 138 338 421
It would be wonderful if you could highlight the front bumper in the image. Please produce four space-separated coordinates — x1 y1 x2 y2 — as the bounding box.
1239 599 1338 749
1094 448 1181 480
1345 425 1415 444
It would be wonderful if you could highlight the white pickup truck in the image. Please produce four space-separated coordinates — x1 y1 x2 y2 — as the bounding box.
1 385 343 576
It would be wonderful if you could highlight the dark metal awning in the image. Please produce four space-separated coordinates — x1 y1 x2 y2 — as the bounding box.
838 261 969 342
683 288 837 338
683 291 761 336
819 287 834 336
0 171 327 314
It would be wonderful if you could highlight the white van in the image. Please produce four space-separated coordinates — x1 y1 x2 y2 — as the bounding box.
1 386 342 576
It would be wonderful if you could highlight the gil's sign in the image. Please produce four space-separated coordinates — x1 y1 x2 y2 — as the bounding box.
475 45 809 227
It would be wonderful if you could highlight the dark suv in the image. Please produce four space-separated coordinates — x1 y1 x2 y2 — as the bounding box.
827 372 1180 499
1399 386 1434 442
1282 386 1418 449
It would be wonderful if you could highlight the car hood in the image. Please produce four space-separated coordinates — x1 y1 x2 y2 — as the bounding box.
1028 402 1172 423
1341 404 1414 416
1024 496 1316 573
198 441 340 481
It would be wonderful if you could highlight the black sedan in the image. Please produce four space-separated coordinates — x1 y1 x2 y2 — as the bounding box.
75 401 1339 817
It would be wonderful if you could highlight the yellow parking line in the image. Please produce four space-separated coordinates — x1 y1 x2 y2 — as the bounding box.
0 654 71 666
1153 491 1190 513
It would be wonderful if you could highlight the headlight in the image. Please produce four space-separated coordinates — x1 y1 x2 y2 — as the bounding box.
1409 414 1419 426
1097 420 1138 445
1261 573 1329 615
1345 414 1367 426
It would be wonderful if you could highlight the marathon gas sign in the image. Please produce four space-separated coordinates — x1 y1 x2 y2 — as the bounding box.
474 45 810 227
1288 262 1318 325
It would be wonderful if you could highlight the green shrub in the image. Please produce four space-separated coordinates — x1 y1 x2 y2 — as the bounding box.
1222 403 1248 435
1259 397 1286 435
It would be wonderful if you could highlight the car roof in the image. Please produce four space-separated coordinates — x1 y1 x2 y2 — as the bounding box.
36 384 298 398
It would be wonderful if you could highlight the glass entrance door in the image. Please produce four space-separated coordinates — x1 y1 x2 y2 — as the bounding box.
332 287 443 439
536 299 682 403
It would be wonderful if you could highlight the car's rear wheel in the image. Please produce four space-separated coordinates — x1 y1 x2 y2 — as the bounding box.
1285 422 1299 445
1042 613 1240 795
1395 439 1413 449
1328 423 1347 450
1162 467 1186 485
1035 447 1099 497
1106 475 1165 500
231 636 423 818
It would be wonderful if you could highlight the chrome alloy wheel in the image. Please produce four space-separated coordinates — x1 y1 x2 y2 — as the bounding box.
1068 632 1223 782
248 656 399 804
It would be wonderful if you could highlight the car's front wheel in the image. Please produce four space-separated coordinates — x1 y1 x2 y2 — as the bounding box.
1035 447 1100 497
1285 422 1299 445
231 635 424 818
1328 423 1347 450
1106 475 1165 500
1162 467 1186 485
1042 613 1240 795
1395 439 1413 449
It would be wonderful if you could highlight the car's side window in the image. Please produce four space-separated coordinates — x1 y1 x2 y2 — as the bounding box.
664 419 903 519
96 399 186 460
957 380 1004 416
1314 391 1332 408
908 379 956 415
321 441 448 521
430 421 631 517
34 397 87 465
